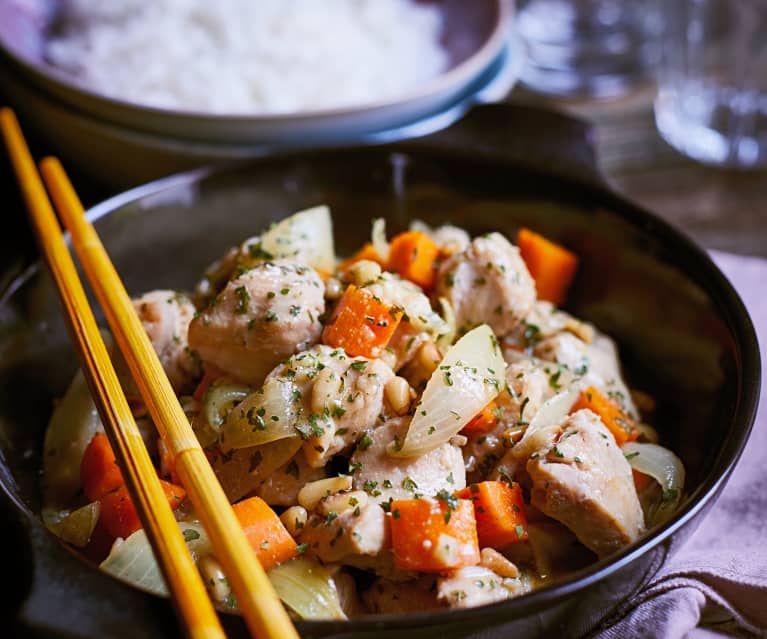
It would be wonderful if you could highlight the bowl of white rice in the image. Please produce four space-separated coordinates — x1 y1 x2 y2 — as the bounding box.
0 0 518 154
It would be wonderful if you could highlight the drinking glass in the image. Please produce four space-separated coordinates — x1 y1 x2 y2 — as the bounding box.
655 0 767 169
516 0 661 97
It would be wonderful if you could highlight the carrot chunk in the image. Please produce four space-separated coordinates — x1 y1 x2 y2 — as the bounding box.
571 385 638 445
461 401 499 435
80 433 124 501
457 481 528 548
99 480 186 539
232 496 298 570
338 242 385 272
387 230 439 289
517 228 579 305
322 284 403 358
390 497 480 572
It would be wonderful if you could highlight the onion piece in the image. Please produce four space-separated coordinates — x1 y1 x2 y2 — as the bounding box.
220 377 300 451
242 205 335 273
43 370 104 508
389 324 506 457
622 441 685 527
203 382 251 431
436 296 456 354
268 557 347 620
100 522 211 596
211 437 303 502
527 385 582 436
46 502 101 547
371 217 390 263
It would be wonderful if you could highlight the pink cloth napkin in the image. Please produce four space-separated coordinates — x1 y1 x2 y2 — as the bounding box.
593 251 767 639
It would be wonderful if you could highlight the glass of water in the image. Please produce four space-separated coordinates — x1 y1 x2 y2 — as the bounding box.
655 0 767 169
517 0 661 98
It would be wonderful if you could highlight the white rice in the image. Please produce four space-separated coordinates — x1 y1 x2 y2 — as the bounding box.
46 0 449 115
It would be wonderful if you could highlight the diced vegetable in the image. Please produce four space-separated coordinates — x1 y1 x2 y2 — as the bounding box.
80 433 125 501
100 522 211 596
99 480 186 540
622 441 685 527
461 401 499 435
457 481 528 548
203 381 251 431
517 228 579 305
571 386 638 445
322 285 403 358
338 243 385 273
242 205 335 273
43 370 104 506
46 502 101 547
371 218 390 264
232 496 297 570
210 438 303 502
220 377 300 451
268 558 347 620
390 324 506 457
387 230 439 289
390 497 480 572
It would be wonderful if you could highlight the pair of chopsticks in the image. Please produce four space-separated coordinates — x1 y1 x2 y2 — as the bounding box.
1 108 299 639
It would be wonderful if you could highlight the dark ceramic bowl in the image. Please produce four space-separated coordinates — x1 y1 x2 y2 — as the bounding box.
0 104 760 639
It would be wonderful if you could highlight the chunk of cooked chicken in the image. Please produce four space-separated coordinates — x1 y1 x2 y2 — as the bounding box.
435 233 536 336
264 345 395 468
116 290 199 400
299 501 388 563
436 565 526 609
350 416 466 502
256 453 327 506
188 259 325 385
526 409 644 557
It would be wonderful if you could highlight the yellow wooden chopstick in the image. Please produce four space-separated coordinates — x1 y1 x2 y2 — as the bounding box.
39 162 300 638
0 108 226 639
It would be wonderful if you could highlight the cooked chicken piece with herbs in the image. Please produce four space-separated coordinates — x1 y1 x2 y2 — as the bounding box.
256 453 327 506
526 409 645 557
116 290 199 400
299 499 389 563
350 416 466 502
262 345 395 467
435 233 536 336
436 565 527 609
188 259 325 385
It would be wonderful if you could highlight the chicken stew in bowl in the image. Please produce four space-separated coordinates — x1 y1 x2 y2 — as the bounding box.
41 205 684 620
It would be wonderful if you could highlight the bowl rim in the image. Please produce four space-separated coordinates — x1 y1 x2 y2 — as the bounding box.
2 146 761 633
0 0 512 123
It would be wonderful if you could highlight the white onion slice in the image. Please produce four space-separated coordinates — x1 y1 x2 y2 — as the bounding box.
390 324 506 457
243 205 335 273
220 377 300 451
100 522 211 596
622 441 685 527
268 557 347 620
371 217 390 263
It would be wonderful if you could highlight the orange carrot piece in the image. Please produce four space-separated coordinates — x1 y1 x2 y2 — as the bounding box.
517 228 579 305
390 497 480 572
387 230 439 289
632 469 654 494
457 481 528 548
322 284 403 358
81 433 124 501
571 386 638 445
338 242 385 272
99 480 186 539
232 496 297 570
461 402 499 435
